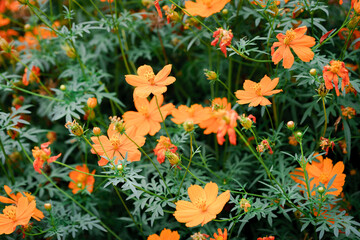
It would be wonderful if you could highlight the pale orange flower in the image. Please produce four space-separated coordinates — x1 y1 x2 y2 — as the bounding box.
32 142 61 174
171 104 210 125
235 75 282 107
199 98 231 134
125 64 176 98
210 228 228 240
123 94 174 136
271 26 315 69
0 185 44 222
184 0 230 18
22 66 40 86
147 228 180 240
323 60 350 96
0 196 35 235
290 154 346 196
173 182 230 227
217 109 238 145
91 124 146 166
68 165 95 194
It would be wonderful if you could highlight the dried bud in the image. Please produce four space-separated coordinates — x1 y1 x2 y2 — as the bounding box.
286 121 295 130
65 120 84 137
309 68 317 76
183 120 194 132
204 69 218 81
166 152 180 165
60 85 66 91
93 127 101 136
239 198 251 212
109 116 125 133
87 97 97 109
44 203 52 211
317 83 328 98
348 16 360 29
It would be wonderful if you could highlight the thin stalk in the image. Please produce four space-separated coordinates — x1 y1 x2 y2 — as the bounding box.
217 78 237 101
179 163 206 184
265 106 274 130
19 142 122 240
0 138 14 184
155 95 170 139
321 97 327 137
177 133 193 196
53 161 115 178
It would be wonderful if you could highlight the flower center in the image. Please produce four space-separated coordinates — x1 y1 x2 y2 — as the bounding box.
284 29 296 45
3 205 16 220
138 106 149 116
110 136 121 149
77 174 86 182
330 60 342 74
144 70 155 85
252 83 262 96
216 237 224 240
319 173 329 184
194 198 207 211
32 147 49 162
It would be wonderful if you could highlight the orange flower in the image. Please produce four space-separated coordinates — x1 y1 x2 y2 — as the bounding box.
323 60 350 96
288 135 298 146
147 228 180 240
22 66 40 86
171 104 210 125
173 182 230 227
32 142 61 174
210 228 227 240
271 26 315 69
153 136 177 164
341 106 356 119
125 64 176 98
235 75 282 107
319 137 335 155
91 124 146 166
0 14 10 27
68 165 95 194
211 28 233 57
217 109 238 145
199 98 230 134
184 0 230 18
0 196 35 235
123 94 174 136
290 154 346 196
0 185 44 222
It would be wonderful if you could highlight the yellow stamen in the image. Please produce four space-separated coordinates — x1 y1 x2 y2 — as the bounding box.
253 83 262 96
284 29 296 45
330 60 342 74
110 136 121 149
3 206 16 220
319 173 329 184
194 198 207 211
144 70 156 85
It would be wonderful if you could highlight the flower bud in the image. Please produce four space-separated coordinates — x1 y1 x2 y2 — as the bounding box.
309 68 317 76
317 83 329 98
166 152 180 165
347 16 360 29
87 97 97 109
239 198 251 212
0 37 11 53
65 120 84 137
93 127 101 136
296 131 302 139
286 121 295 130
117 163 123 171
317 187 325 194
222 9 229 15
24 24 31 31
60 85 66 91
61 44 76 59
183 120 194 132
77 182 83 188
44 203 52 211
204 69 218 81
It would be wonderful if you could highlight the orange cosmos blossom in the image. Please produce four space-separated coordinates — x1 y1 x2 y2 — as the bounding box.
125 64 176 98
322 60 350 96
210 228 228 240
153 136 177 164
0 196 35 235
91 124 146 166
147 228 180 240
68 165 95 194
290 154 346 196
173 182 230 227
171 104 210 126
271 26 315 69
0 185 44 222
235 75 282 107
184 0 230 18
123 94 174 136
32 142 61 174
199 97 231 134
217 109 238 145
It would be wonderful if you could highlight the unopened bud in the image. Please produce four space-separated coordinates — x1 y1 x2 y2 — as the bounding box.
0 37 11 53
318 187 325 194
287 121 295 130
117 163 123 171
310 69 317 76
204 69 218 81
77 183 83 188
60 85 66 91
24 24 31 31
87 97 97 109
296 131 302 139
183 120 194 132
44 203 52 211
93 127 101 136
222 9 229 15
166 152 180 165
65 120 84 137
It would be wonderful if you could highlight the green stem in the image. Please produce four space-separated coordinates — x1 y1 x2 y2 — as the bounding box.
155 95 170 139
19 141 122 240
321 97 327 137
0 138 14 184
53 161 115 178
177 133 193 196
265 106 274 130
